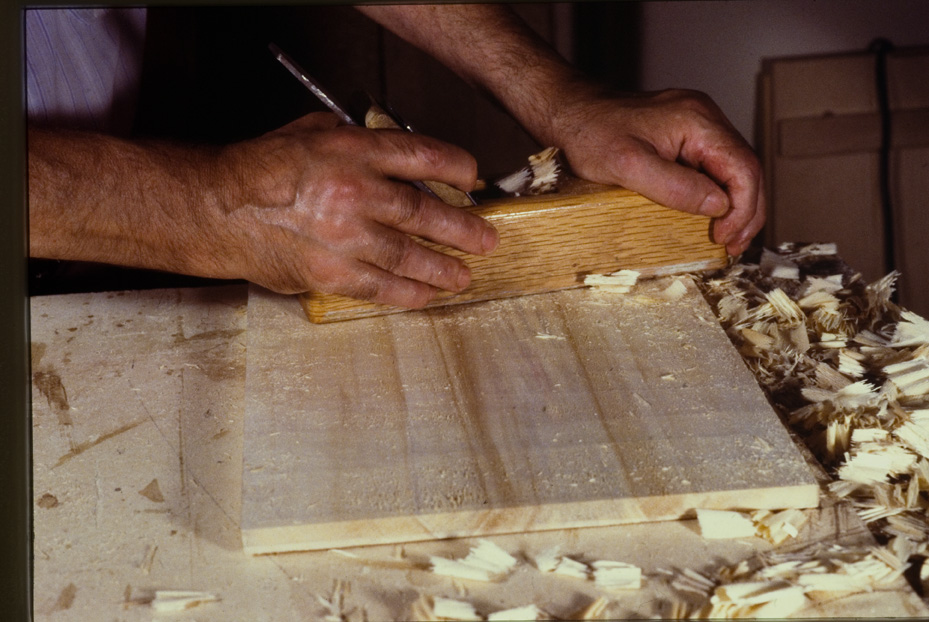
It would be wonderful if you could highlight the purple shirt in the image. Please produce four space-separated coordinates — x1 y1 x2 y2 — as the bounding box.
26 8 148 136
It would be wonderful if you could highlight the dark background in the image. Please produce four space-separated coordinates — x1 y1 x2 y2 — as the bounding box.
28 3 641 296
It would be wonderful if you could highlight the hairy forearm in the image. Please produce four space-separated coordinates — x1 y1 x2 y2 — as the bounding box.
357 4 591 147
28 127 230 277
360 5 765 255
27 115 497 302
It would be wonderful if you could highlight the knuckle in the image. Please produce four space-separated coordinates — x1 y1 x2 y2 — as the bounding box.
405 286 435 309
298 256 342 294
319 175 365 207
346 277 382 303
311 269 341 294
659 88 718 120
415 141 447 169
312 181 367 238
610 146 641 172
310 262 381 303
391 190 429 229
377 234 415 273
744 153 763 178
390 133 448 169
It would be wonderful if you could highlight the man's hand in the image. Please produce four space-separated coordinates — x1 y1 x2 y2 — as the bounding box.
547 88 765 256
214 113 497 306
29 113 498 307
360 4 766 257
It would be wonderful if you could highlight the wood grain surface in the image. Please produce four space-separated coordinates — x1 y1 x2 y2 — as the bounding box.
244 277 818 555
299 181 727 323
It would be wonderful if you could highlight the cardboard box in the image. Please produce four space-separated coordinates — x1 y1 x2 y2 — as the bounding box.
760 46 929 317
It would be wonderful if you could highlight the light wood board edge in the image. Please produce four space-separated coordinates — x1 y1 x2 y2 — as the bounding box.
242 482 819 555
298 184 727 323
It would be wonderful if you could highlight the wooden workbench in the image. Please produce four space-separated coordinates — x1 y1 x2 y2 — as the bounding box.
30 283 928 620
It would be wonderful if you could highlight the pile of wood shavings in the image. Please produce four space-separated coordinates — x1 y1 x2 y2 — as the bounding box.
660 540 910 619
410 593 608 622
409 540 637 621
696 243 929 594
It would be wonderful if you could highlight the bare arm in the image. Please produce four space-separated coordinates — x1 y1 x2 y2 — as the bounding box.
358 4 765 256
29 113 498 306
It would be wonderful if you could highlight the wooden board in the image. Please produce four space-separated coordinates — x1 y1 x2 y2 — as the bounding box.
299 181 727 323
29 284 929 619
243 277 819 555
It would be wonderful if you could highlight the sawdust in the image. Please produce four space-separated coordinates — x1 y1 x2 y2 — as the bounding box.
36 493 59 509
138 478 165 503
52 582 77 612
33 369 71 423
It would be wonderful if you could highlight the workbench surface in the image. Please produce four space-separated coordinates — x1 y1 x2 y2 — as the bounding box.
31 283 928 620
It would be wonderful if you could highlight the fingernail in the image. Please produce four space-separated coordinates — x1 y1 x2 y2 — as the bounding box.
456 265 472 291
482 226 500 254
699 193 727 217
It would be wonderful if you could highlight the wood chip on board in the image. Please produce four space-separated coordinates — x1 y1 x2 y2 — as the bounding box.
430 540 519 582
584 269 640 293
486 604 548 621
696 509 757 539
150 590 219 612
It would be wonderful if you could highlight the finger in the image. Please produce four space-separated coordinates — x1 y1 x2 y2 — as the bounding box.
341 260 440 309
693 142 764 249
297 251 440 308
355 223 474 293
611 146 731 219
369 130 479 193
718 181 766 256
372 183 499 256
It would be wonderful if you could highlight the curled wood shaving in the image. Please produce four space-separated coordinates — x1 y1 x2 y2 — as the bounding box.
695 508 809 545
696 509 757 539
666 542 908 619
569 596 610 620
592 560 642 590
893 311 929 347
414 542 633 619
670 567 717 597
315 581 366 622
531 546 562 573
495 147 563 196
410 595 439 621
429 540 519 582
486 604 548 621
660 278 690 302
752 509 809 545
551 556 591 580
760 248 801 280
411 595 481 622
150 590 219 612
432 597 482 621
411 595 552 621
531 546 642 588
584 269 640 293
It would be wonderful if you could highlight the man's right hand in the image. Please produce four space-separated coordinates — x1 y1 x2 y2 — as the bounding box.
210 113 498 307
29 112 499 308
